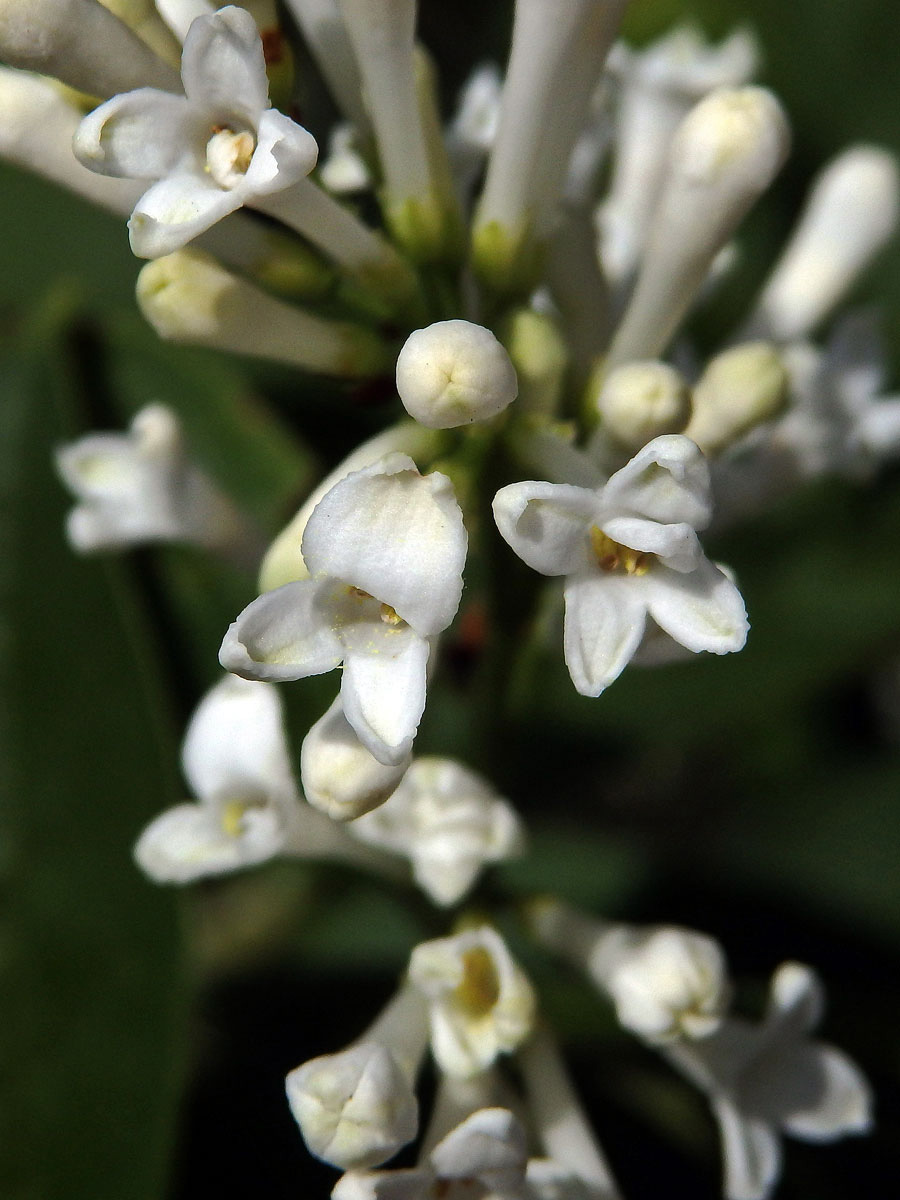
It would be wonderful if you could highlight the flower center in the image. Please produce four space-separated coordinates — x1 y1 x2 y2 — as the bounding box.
455 946 501 1018
590 526 652 575
220 798 251 837
206 127 256 188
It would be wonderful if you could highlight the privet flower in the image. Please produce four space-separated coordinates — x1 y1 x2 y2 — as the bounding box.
493 435 748 698
220 453 467 765
408 926 536 1077
55 402 254 559
665 963 873 1200
73 6 318 257
592 360 690 452
286 984 428 1170
348 757 525 906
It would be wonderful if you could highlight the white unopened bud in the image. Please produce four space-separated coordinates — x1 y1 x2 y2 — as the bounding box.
286 1043 417 1170
137 250 390 378
596 926 729 1043
685 341 788 453
285 985 428 1169
396 320 518 428
595 361 690 449
748 146 900 341
301 697 410 822
607 86 790 370
0 0 180 97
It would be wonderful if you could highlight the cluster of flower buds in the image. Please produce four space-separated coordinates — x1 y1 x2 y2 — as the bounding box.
3 0 895 1194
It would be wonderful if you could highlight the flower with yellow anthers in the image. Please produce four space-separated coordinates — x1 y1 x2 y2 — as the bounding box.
493 434 748 697
220 453 467 766
408 926 536 1078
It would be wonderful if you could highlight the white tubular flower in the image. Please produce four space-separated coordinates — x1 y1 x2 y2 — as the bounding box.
445 62 502 196
684 342 788 456
55 403 251 556
319 122 372 195
408 926 536 1078
0 0 180 97
301 696 411 822
281 0 369 132
605 87 790 371
333 1106 530 1200
73 6 318 258
155 0 213 41
599 25 758 285
493 435 748 698
348 757 525 907
286 984 428 1170
220 454 467 766
134 675 298 882
136 249 389 377
593 361 690 452
666 963 873 1200
396 321 519 430
746 146 900 342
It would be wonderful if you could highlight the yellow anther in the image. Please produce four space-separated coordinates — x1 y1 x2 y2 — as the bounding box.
380 603 403 626
590 526 651 576
455 946 500 1017
221 799 246 838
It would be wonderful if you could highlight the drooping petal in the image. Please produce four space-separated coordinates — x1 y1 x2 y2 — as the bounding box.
181 5 269 125
492 481 598 576
601 434 713 529
341 633 430 766
641 558 748 655
133 800 284 883
600 515 702 572
74 89 196 180
241 107 318 196
776 1044 873 1140
302 455 467 638
181 674 296 804
429 1107 528 1187
219 580 343 682
128 170 242 256
713 1098 782 1200
563 573 647 697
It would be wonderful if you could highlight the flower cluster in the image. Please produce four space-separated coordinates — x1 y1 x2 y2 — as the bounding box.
2 0 895 1196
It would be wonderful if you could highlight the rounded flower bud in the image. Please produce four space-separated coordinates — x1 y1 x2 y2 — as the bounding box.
596 361 690 449
396 320 518 429
285 1042 418 1170
685 341 788 453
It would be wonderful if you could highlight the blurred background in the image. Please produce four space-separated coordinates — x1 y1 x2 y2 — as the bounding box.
2 0 900 1196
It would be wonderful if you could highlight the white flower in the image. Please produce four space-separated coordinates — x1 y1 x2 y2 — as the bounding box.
408 926 536 1078
332 1106 531 1200
667 963 873 1200
219 453 467 766
286 985 428 1170
73 6 318 257
134 674 299 882
493 435 748 697
54 403 244 554
396 320 519 430
348 757 525 906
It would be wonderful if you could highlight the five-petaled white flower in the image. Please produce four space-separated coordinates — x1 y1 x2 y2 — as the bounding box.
666 962 873 1200
134 674 300 882
348 757 525 907
493 434 748 697
219 454 467 767
73 6 318 257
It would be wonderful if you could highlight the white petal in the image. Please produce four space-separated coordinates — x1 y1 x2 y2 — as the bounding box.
302 455 467 637
642 558 748 655
430 1107 528 1183
492 481 597 577
134 801 284 883
563 574 647 697
332 1169 432 1200
241 107 318 195
600 516 702 573
765 962 824 1037
181 6 268 124
128 171 241 257
777 1045 873 1141
181 674 296 804
219 580 343 682
855 398 900 458
601 435 712 529
341 634 430 766
713 1099 782 1200
74 89 195 179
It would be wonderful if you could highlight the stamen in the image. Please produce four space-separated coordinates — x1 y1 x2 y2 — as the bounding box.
590 526 651 575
